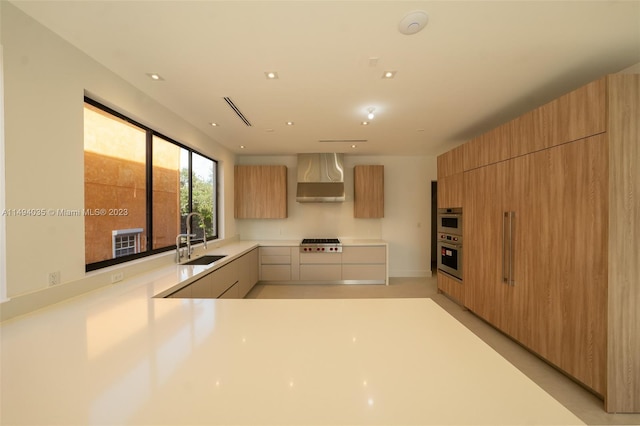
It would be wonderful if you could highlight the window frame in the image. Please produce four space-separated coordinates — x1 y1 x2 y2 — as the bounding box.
84 97 219 272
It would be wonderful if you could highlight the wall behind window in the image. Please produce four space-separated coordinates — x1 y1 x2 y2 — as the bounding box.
236 155 437 277
1 2 236 300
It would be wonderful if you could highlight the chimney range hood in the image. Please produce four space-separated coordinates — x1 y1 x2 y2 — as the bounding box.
296 153 345 203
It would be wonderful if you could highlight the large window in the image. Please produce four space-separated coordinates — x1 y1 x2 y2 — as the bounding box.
84 98 218 271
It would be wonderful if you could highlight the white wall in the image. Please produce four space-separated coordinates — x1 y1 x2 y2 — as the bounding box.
0 43 7 302
237 155 437 277
1 3 236 310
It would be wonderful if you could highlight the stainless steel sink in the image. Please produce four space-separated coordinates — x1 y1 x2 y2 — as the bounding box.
181 255 226 266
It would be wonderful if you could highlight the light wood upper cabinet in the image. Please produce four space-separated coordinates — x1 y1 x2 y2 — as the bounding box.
437 145 464 178
437 173 463 208
354 165 384 218
463 122 511 171
463 77 607 171
234 165 287 219
437 145 464 208
553 77 606 146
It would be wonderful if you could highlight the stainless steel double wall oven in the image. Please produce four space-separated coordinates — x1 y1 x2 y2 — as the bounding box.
437 208 463 280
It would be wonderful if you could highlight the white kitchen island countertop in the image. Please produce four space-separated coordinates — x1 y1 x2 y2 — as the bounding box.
1 278 584 425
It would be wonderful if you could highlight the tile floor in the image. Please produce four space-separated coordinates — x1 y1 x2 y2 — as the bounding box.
246 276 640 426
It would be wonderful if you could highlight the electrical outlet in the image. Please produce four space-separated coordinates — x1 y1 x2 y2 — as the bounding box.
111 272 124 283
48 271 60 287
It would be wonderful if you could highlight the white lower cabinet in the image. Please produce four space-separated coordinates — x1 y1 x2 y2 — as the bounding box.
341 246 386 283
167 248 258 299
218 282 239 299
259 247 293 281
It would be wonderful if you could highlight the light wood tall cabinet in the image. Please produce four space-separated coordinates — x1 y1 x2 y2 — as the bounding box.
451 74 638 413
354 165 384 218
234 165 287 219
437 145 464 208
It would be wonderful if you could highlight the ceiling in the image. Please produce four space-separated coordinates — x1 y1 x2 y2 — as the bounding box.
9 1 640 156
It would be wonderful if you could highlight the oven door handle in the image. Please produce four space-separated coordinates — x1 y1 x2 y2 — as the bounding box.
439 242 462 249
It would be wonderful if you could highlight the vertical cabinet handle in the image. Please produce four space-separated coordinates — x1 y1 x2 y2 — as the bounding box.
502 212 509 283
509 211 515 286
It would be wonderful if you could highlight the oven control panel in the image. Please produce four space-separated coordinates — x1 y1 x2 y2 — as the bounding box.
438 233 462 244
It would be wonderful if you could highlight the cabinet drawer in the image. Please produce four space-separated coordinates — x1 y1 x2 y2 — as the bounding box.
218 282 239 299
260 247 291 256
168 284 192 298
260 264 291 281
342 246 385 264
342 264 385 281
300 252 342 264
261 255 291 264
300 264 341 281
210 263 238 298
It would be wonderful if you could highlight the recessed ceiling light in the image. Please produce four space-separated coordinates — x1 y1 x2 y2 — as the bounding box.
146 73 164 81
361 121 370 126
351 145 357 149
209 122 218 127
286 121 294 126
240 145 245 149
382 71 397 79
265 71 279 79
367 108 375 120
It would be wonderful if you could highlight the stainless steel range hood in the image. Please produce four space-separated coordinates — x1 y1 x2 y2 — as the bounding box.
296 153 345 203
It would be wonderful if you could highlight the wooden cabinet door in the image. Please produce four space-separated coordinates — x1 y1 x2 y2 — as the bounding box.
437 173 463 208
234 165 287 219
463 122 511 171
463 161 508 329
354 165 384 218
543 134 608 394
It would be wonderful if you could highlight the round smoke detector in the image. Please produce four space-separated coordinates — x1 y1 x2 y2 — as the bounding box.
398 10 429 35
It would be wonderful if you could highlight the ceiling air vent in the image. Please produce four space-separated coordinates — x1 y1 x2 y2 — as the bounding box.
223 97 252 126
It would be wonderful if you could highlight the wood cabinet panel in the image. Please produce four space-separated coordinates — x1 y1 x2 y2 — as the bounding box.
463 161 508 323
465 135 608 397
463 122 511 171
545 135 607 395
354 165 384 218
437 172 463 208
554 77 607 147
607 74 640 413
437 271 464 305
437 145 464 178
451 75 637 410
234 165 287 219
510 101 556 157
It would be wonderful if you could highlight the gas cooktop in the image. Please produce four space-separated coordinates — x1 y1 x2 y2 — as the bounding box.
300 238 342 252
